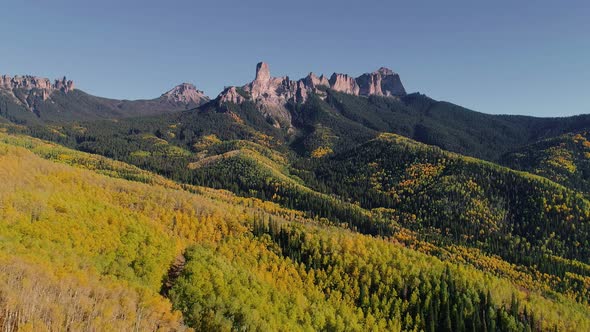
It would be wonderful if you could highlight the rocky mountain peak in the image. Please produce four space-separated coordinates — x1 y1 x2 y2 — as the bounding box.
376 67 394 76
255 62 271 82
377 69 406 97
162 83 209 105
0 74 75 97
356 68 406 97
216 62 408 129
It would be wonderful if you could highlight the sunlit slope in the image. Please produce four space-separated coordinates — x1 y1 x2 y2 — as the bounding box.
0 132 266 330
0 132 588 331
501 131 590 195
308 133 590 279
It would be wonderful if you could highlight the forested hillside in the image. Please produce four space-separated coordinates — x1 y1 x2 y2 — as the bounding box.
12 91 590 164
2 77 590 331
1 131 589 331
0 84 208 123
501 131 590 195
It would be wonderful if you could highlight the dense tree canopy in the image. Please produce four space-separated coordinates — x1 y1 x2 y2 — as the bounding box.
2 87 590 331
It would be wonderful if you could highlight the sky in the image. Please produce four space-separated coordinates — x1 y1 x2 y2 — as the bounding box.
1 0 589 117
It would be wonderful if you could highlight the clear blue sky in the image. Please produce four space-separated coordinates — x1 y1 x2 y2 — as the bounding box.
1 0 589 116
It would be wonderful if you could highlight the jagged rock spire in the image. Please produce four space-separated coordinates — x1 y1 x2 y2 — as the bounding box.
255 62 271 82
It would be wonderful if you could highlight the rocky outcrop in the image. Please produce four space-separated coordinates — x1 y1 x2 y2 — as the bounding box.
376 67 406 96
356 72 383 96
161 83 209 105
0 74 76 111
1 75 51 91
53 77 75 93
247 62 298 103
329 73 360 95
0 75 75 100
218 87 246 105
236 62 300 128
303 73 330 89
255 62 271 81
356 67 406 97
217 62 405 103
216 62 408 129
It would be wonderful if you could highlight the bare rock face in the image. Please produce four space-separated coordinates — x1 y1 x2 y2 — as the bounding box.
0 75 75 99
218 87 246 105
248 62 295 102
0 75 50 91
255 62 271 82
0 74 77 111
216 62 408 129
54 76 75 93
356 67 406 97
376 67 406 96
303 73 330 89
218 62 309 107
296 80 308 102
162 83 209 105
243 62 297 127
356 72 383 96
329 73 360 95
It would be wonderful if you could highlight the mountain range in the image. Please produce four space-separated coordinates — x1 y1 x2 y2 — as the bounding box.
0 74 208 122
1 62 589 331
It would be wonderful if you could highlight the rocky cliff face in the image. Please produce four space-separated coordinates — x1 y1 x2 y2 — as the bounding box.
356 72 382 96
0 74 76 111
0 75 75 99
241 62 298 128
161 83 209 105
217 62 406 105
303 73 330 89
329 73 360 95
246 62 298 104
216 62 407 129
356 67 406 97
218 87 247 104
375 67 406 96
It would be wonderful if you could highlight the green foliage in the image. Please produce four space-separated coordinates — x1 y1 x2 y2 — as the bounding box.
3 85 590 331
169 218 590 331
502 131 590 194
0 132 589 330
306 134 590 284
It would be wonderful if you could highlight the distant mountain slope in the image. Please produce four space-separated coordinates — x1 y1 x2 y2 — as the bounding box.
306 133 590 270
213 62 590 160
0 74 208 122
501 131 590 194
312 91 590 160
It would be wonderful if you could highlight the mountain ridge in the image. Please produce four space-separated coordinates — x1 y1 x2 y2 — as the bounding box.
2 61 590 330
216 62 407 128
0 74 209 121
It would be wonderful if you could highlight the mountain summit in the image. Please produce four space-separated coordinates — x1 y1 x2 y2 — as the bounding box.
217 62 407 128
161 83 209 105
